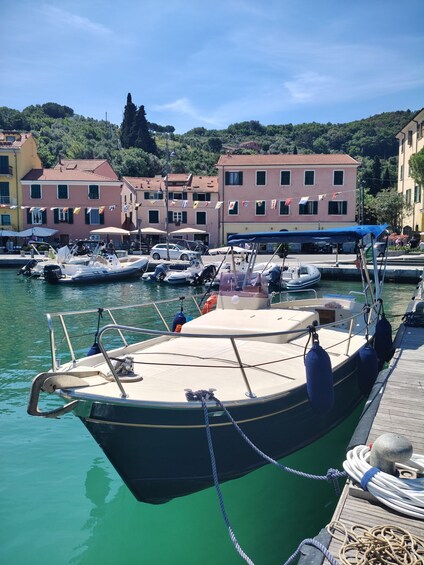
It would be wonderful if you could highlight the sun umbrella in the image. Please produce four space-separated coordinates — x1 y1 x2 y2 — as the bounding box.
130 227 166 235
17 227 58 237
90 227 131 235
0 229 20 237
170 227 207 235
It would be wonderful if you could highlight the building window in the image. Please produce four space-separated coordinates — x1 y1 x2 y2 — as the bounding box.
255 200 266 215
30 184 41 199
304 171 315 185
279 201 290 215
405 189 411 205
149 210 159 224
196 211 206 225
256 171 266 186
58 184 68 199
88 185 99 199
328 201 347 215
86 208 100 225
193 192 211 201
0 182 10 205
1 214 11 226
333 171 344 185
228 201 239 215
414 185 421 203
0 156 9 174
32 208 44 225
400 165 403 180
299 201 318 215
225 171 243 185
171 211 187 224
407 130 413 146
280 171 291 186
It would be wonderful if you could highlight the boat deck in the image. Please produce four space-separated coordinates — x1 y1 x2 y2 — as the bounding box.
62 313 367 405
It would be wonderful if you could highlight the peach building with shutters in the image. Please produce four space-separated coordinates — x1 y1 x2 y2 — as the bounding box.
216 154 360 242
21 160 122 244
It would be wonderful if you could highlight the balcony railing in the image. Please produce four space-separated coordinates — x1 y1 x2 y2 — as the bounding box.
0 196 17 206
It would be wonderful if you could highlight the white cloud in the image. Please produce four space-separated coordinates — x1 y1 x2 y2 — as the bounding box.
42 5 113 36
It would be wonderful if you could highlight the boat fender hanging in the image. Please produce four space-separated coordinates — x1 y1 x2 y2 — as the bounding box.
358 343 378 396
172 311 186 332
305 337 334 413
374 314 394 364
87 308 104 356
202 294 218 314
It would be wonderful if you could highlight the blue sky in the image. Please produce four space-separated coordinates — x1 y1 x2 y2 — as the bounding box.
3 0 423 133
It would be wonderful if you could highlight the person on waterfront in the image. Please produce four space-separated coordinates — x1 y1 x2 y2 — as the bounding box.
107 240 115 254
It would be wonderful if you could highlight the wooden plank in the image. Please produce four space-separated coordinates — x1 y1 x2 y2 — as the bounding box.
322 317 424 564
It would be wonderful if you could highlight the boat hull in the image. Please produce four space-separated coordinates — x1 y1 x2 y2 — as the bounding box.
80 353 361 504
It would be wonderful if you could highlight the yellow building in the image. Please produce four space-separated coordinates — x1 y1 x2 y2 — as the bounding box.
0 132 42 231
396 108 424 234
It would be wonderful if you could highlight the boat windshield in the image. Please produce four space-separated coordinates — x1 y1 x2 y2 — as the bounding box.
219 272 267 296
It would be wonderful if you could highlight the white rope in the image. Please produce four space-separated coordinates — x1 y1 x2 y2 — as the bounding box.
343 445 424 519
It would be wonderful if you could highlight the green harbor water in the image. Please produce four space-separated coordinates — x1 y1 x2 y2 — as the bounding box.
0 269 415 564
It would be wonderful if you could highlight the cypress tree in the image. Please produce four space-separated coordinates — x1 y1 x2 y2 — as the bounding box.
120 93 137 148
133 105 157 154
370 156 382 195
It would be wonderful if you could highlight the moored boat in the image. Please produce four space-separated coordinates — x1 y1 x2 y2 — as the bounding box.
43 253 148 284
28 225 391 504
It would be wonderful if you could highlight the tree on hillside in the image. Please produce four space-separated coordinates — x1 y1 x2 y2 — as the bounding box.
133 105 157 155
120 93 137 148
42 103 74 119
370 156 382 195
410 147 424 188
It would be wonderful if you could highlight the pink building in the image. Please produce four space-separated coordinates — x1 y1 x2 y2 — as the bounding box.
21 160 122 244
216 154 360 242
122 173 219 247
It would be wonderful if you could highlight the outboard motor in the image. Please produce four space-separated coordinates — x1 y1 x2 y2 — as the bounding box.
43 264 63 283
153 264 169 282
191 264 217 286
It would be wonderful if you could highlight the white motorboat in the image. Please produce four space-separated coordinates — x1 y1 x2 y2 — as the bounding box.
28 225 393 505
43 253 148 284
142 258 218 286
18 240 96 278
268 262 321 291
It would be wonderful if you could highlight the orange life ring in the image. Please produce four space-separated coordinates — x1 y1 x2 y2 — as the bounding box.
202 294 217 314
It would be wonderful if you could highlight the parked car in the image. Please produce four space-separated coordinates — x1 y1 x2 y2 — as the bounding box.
149 243 200 261
169 239 209 255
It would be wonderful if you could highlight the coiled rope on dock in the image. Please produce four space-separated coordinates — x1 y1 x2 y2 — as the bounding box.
343 445 424 519
327 521 424 564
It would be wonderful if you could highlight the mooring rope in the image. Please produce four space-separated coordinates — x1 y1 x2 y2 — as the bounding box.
327 521 424 564
194 389 343 565
195 391 347 493
200 396 255 565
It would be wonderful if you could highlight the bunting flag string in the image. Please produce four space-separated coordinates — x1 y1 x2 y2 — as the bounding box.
1 187 358 215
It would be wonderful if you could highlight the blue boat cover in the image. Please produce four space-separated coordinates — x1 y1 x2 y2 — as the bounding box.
227 224 387 246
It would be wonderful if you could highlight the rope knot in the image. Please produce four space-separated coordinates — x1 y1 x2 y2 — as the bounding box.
185 388 216 402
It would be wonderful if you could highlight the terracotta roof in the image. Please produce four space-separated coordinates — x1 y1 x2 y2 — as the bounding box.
52 158 118 179
123 174 218 193
216 154 360 166
22 168 120 183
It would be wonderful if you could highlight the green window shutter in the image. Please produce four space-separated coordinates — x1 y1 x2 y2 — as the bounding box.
54 209 59 224
68 208 74 224
42 210 47 224
27 209 31 223
100 212 105 225
182 211 187 224
168 211 173 223
85 209 90 224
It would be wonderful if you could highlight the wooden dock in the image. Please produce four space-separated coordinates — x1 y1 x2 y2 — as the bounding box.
299 278 424 564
